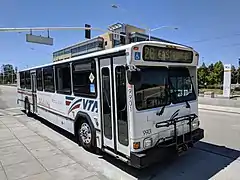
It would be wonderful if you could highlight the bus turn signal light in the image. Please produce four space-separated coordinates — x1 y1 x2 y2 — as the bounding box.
133 142 140 149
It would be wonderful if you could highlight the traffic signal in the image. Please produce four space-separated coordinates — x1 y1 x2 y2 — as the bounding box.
85 24 91 39
120 32 125 45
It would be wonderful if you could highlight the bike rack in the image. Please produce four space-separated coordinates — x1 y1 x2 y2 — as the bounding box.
155 113 198 152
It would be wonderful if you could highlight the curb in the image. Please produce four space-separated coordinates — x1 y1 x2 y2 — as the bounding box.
0 84 17 87
199 107 240 115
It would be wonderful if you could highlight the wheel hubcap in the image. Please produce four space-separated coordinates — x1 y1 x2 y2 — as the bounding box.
80 123 91 144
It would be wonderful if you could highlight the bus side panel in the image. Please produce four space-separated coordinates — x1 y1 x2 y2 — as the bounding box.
65 96 100 133
37 91 57 126
36 91 101 136
17 88 25 108
36 91 75 135
17 88 32 109
51 93 75 134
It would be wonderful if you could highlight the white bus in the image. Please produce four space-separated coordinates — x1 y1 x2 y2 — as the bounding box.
17 41 204 168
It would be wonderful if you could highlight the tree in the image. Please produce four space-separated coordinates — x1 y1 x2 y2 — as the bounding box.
237 67 240 84
197 62 208 86
213 61 224 84
0 64 16 84
208 63 214 72
231 65 237 84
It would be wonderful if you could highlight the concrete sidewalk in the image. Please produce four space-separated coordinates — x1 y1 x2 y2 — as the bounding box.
0 108 108 180
198 96 240 108
199 104 240 114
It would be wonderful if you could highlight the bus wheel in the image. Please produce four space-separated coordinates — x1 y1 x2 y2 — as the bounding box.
25 100 31 117
78 119 96 152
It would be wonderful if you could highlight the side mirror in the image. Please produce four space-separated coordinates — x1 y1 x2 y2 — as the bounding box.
127 69 142 85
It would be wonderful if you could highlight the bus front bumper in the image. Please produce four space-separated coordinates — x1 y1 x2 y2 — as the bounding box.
129 128 204 169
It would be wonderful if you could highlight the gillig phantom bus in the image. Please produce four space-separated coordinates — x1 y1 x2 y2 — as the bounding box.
17 41 204 168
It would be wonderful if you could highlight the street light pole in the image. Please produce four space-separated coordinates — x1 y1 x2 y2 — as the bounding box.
148 28 151 41
148 26 179 40
0 26 107 33
110 4 178 41
237 58 240 85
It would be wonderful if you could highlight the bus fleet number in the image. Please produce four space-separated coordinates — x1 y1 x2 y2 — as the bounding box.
143 129 152 136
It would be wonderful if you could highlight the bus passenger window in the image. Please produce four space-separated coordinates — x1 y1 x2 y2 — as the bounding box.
72 59 97 97
43 66 55 92
55 63 71 95
25 71 31 90
20 72 25 89
36 69 43 91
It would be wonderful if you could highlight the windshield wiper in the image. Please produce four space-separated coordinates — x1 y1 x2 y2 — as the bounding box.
185 100 190 108
156 90 169 116
156 105 166 116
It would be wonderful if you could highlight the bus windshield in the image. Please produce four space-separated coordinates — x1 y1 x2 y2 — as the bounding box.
135 66 196 110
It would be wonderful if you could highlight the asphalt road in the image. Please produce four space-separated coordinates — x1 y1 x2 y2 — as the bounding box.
0 85 239 180
0 85 18 109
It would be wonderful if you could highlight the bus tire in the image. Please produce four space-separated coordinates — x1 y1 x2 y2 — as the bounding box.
24 99 31 117
77 118 96 152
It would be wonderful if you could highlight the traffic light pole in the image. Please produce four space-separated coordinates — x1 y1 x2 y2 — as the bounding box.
0 26 127 46
0 26 127 36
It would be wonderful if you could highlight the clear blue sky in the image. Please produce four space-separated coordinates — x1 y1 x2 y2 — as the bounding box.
1 0 240 70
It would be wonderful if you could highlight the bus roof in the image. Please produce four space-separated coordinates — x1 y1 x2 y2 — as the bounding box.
20 41 195 72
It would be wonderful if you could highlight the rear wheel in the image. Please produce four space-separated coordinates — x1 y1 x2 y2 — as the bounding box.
24 100 31 117
77 119 96 152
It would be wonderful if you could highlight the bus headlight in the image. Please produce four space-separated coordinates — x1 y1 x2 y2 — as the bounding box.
143 137 153 148
192 120 200 129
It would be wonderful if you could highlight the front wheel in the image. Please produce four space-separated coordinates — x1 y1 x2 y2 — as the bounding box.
78 119 96 152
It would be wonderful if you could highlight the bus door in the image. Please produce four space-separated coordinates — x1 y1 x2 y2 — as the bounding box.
30 71 37 113
99 54 129 156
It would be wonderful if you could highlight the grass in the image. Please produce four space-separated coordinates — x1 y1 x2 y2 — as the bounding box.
199 88 223 94
199 88 240 95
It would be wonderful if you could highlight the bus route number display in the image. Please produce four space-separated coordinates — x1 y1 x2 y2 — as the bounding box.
143 45 193 63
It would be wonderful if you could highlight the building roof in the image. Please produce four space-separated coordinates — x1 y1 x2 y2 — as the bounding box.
130 32 192 48
53 35 105 53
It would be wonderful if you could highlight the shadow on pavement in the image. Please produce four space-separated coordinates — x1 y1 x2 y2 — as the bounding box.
28 112 240 180
101 142 240 180
26 111 77 143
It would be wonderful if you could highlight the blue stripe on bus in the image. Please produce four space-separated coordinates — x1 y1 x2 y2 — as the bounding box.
66 96 75 101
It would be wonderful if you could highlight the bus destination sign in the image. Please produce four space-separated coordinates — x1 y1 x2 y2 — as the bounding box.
143 45 193 63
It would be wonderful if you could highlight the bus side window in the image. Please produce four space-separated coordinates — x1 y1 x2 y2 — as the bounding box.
36 68 43 91
43 66 55 93
25 71 31 90
72 59 97 97
20 72 25 89
55 63 71 95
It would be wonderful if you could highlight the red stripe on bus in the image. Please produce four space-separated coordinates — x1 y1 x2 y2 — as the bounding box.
66 101 71 106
